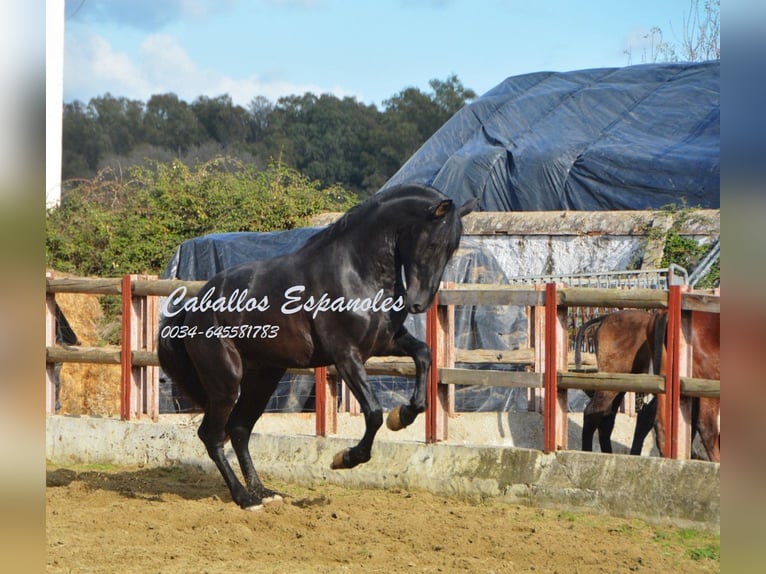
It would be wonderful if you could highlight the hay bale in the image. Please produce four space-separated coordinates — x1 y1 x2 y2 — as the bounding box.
50 272 121 416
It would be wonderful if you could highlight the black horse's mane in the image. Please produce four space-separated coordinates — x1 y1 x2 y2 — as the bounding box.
304 183 443 248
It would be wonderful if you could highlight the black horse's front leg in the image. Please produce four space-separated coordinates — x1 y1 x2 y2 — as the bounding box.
385 330 431 431
330 352 383 470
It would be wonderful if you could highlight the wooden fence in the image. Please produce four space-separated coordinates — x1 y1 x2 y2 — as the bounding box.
45 274 720 459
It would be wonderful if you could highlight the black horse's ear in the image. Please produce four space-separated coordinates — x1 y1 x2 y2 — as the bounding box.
459 198 479 217
430 199 453 219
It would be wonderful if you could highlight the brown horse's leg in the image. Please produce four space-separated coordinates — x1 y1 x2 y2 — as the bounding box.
695 397 721 462
581 391 621 452
631 395 659 455
330 352 383 470
227 365 286 502
596 392 625 453
385 330 431 431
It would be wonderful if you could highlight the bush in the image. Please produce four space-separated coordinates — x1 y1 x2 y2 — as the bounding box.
46 157 355 277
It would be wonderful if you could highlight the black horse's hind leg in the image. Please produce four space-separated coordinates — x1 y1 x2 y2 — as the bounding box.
385 330 431 431
189 339 263 510
227 365 286 503
198 406 263 510
330 351 383 470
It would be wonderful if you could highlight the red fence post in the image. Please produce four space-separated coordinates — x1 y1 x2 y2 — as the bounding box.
120 274 160 421
120 275 133 420
543 283 568 453
663 285 691 458
425 294 439 443
315 367 337 437
425 290 455 443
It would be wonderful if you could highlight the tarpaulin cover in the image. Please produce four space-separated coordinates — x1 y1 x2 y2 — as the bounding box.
384 62 720 211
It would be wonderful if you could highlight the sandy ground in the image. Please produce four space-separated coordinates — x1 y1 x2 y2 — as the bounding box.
46 464 719 574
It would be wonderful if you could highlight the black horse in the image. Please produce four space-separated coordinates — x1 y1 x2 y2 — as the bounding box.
158 184 475 510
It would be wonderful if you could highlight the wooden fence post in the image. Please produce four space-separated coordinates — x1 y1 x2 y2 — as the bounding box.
45 271 57 414
531 286 546 413
425 290 454 442
543 283 568 453
675 288 694 459
315 367 338 436
120 274 159 421
662 285 693 459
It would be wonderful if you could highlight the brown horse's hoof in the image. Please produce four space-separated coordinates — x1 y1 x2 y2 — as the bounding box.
330 449 349 469
386 406 404 431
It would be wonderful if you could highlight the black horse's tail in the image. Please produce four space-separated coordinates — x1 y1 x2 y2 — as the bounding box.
574 315 606 371
157 310 207 407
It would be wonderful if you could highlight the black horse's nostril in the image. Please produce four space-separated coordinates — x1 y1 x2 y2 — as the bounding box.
410 303 425 314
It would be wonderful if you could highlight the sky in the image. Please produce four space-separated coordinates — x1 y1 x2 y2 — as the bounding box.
62 0 703 109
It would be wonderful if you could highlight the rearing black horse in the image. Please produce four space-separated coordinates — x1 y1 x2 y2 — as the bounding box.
158 184 475 510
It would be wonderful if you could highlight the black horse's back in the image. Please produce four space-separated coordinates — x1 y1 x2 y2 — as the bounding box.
157 309 207 407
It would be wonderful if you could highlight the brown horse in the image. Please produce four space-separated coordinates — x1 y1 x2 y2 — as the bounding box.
576 310 652 453
576 309 720 461
632 310 720 462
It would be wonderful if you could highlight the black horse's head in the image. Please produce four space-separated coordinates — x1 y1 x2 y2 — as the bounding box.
393 186 477 313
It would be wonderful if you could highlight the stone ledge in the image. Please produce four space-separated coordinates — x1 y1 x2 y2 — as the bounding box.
46 415 719 533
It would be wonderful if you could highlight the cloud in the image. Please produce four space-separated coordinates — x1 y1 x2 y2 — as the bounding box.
64 33 150 101
65 0 238 31
64 31 356 106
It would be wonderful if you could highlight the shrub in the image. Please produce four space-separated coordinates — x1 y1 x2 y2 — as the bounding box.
46 157 355 277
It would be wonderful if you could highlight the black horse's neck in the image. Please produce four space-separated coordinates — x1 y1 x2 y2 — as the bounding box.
306 185 443 249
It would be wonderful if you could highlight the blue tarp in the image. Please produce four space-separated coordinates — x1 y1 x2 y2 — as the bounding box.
384 62 720 211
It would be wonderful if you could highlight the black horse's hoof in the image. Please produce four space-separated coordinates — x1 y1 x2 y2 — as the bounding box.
386 406 404 431
330 449 350 469
387 405 419 431
251 484 284 503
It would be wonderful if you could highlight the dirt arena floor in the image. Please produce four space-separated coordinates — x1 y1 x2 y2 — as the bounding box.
46 464 719 573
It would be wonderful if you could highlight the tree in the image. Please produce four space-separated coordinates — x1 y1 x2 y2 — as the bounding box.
192 94 249 147
677 0 720 61
375 75 477 185
247 95 274 144
61 100 109 178
143 93 205 154
258 93 382 197
626 0 720 64
90 94 145 156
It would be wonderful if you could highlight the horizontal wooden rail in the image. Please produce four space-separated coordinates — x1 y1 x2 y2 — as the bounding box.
440 368 542 389
439 284 720 313
437 369 719 398
558 372 665 394
132 279 207 297
48 277 720 314
47 276 208 297
46 277 123 295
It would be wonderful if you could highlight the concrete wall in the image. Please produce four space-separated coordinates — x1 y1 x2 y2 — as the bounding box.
46 414 719 533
